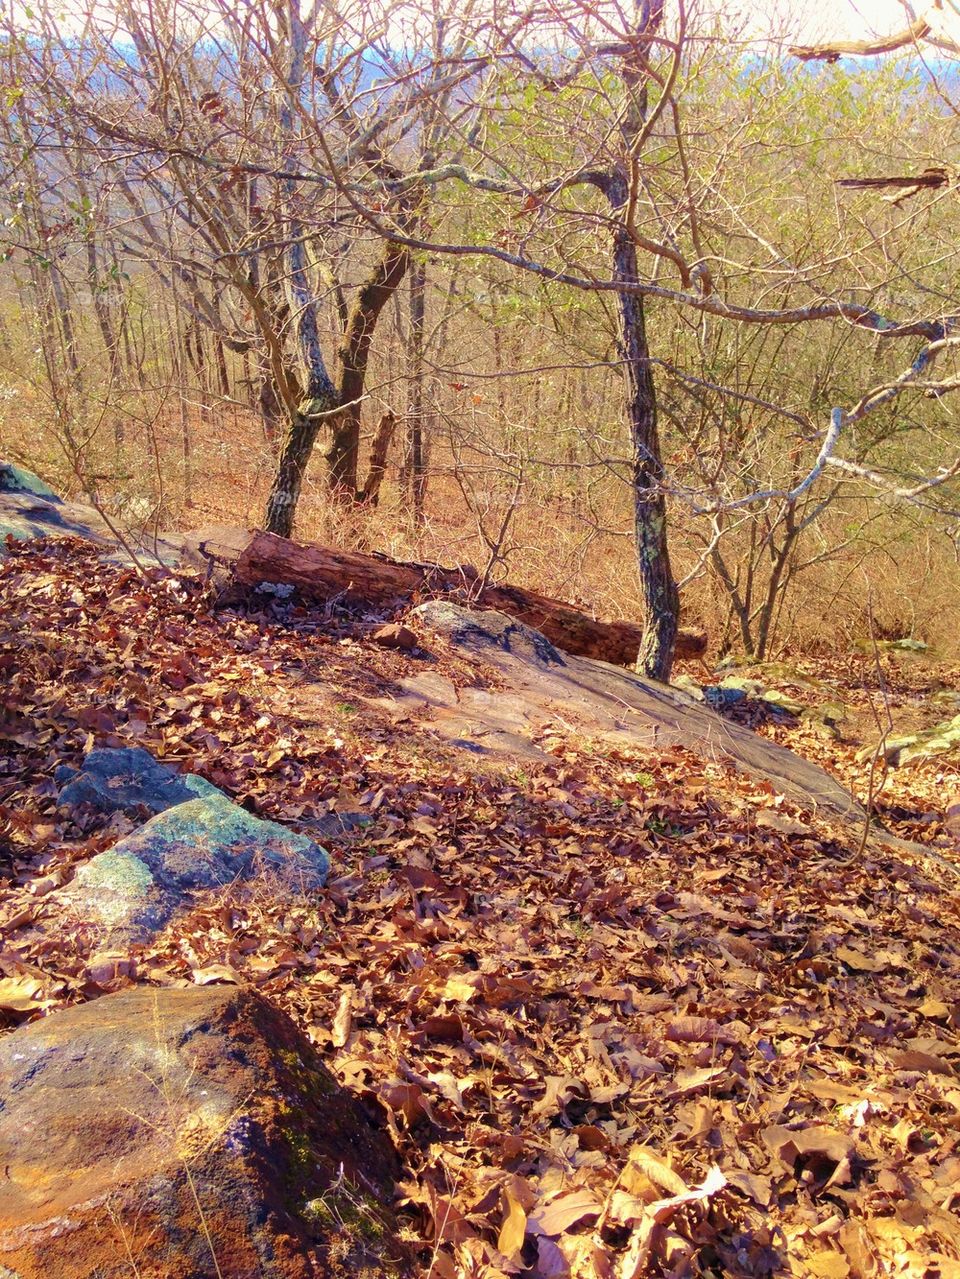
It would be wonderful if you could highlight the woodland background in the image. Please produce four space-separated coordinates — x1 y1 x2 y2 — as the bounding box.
3 0 960 663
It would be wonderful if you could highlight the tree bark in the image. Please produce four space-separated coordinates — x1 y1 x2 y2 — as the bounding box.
609 185 678 679
360 410 397 506
183 526 707 667
328 239 411 495
407 258 427 524
264 398 337 537
263 0 339 537
603 0 679 682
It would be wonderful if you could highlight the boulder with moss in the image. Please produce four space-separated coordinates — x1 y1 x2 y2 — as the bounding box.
55 792 330 944
0 985 403 1278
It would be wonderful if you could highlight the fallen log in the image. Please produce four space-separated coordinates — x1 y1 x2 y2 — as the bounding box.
183 525 707 666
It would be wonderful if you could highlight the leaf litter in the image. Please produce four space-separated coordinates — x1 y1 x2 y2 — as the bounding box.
2 539 960 1277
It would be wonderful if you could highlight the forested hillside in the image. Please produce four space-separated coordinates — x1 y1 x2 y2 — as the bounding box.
4 3 960 1278
3 0 960 665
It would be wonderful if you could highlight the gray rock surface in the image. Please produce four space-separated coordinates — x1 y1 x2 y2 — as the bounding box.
0 459 183 564
414 599 566 666
56 792 329 943
408 601 862 821
57 745 223 817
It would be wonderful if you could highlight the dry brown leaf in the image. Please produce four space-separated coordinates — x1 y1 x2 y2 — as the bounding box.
529 1189 602 1237
190 963 239 985
664 1016 739 1045
0 975 47 1012
762 1124 856 1187
889 1048 956 1076
331 989 353 1047
441 973 479 1003
497 1186 527 1259
755 809 810 835
671 1065 726 1095
724 1168 772 1207
836 946 884 973
625 1147 688 1197
806 1251 851 1279
617 1167 726 1279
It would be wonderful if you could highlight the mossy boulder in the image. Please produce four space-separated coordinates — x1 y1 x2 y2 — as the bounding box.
57 793 330 943
0 986 402 1278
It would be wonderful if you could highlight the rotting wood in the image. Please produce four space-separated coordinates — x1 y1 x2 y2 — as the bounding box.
183 525 708 667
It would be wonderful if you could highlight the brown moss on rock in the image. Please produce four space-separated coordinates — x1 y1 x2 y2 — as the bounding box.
0 986 404 1279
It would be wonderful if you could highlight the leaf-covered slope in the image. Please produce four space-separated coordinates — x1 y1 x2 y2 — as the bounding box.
2 539 960 1278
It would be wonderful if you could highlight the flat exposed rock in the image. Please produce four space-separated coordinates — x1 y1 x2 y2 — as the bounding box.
0 985 402 1278
0 491 117 555
55 793 329 944
413 600 565 666
57 746 224 818
408 602 862 822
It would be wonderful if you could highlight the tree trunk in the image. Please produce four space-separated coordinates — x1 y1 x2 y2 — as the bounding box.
599 0 679 682
608 172 679 681
264 396 337 537
258 353 284 443
360 410 397 506
328 240 411 495
184 526 708 667
407 258 427 524
264 0 339 537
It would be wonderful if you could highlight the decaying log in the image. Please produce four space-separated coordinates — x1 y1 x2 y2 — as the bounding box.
183 525 708 666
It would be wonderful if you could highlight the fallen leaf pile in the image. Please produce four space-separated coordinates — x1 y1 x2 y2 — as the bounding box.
2 539 960 1277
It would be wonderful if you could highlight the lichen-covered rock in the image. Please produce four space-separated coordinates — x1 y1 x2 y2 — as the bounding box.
57 746 223 818
0 986 402 1278
0 460 62 503
861 712 960 767
57 793 329 943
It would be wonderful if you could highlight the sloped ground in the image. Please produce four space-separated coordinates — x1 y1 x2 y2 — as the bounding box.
2 539 960 1278
715 654 960 851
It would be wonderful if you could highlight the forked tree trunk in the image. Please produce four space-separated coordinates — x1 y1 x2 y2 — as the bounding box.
328 240 410 496
264 0 339 539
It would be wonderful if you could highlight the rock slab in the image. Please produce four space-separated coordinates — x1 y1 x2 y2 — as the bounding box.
408 601 863 821
57 746 224 817
0 986 401 1278
0 459 182 564
58 792 329 944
